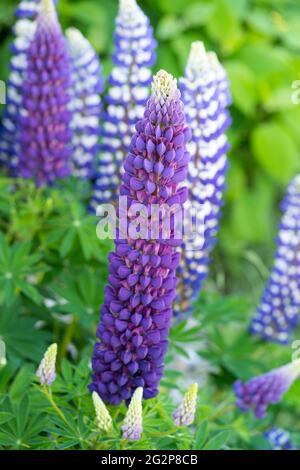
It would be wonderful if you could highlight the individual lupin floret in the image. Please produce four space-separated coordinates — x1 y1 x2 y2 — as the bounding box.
122 387 143 441
234 359 300 419
17 0 72 186
173 383 198 426
175 42 231 315
90 0 156 210
89 70 190 405
250 175 300 344
36 343 57 386
66 28 103 179
92 391 113 432
264 428 295 450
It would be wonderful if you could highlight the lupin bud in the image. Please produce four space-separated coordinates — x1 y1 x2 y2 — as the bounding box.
264 428 295 450
173 383 198 427
36 343 57 386
0 340 7 368
122 387 143 441
92 391 113 432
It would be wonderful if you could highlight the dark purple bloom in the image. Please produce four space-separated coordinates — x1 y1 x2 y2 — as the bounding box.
89 70 190 405
264 428 295 450
234 359 300 419
0 0 48 172
90 0 156 211
175 42 231 316
250 175 300 343
17 0 72 186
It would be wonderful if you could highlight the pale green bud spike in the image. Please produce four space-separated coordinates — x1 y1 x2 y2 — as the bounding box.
122 387 143 441
36 343 57 386
173 383 198 427
92 392 112 432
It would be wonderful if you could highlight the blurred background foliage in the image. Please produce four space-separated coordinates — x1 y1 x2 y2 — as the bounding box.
1 0 300 301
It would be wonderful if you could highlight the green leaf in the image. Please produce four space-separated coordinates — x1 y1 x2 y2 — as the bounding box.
251 122 300 183
203 431 231 450
193 421 209 450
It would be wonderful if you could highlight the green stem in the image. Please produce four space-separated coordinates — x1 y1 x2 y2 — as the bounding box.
43 386 68 424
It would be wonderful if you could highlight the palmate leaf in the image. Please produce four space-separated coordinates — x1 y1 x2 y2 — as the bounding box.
0 395 48 450
0 301 50 362
47 268 104 329
0 232 46 305
45 200 111 261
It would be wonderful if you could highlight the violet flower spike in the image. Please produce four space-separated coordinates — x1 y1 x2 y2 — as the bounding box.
89 70 190 405
250 175 300 343
0 0 60 171
17 0 72 186
90 0 156 211
175 42 231 316
122 387 143 441
264 428 295 450
66 28 103 179
234 359 300 419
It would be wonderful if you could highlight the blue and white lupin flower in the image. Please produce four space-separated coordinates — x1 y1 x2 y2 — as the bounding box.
90 0 156 211
264 428 295 450
66 28 103 179
250 175 300 344
0 0 103 180
176 42 231 315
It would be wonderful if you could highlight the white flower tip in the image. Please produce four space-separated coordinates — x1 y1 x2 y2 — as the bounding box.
187 41 208 74
119 0 138 15
152 70 178 101
66 27 88 55
40 0 56 16
36 343 58 386
207 51 221 70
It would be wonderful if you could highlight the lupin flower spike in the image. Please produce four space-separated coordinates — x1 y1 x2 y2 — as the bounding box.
173 383 198 426
122 387 143 441
92 391 113 432
90 0 156 211
175 41 231 316
66 28 103 179
250 175 300 343
36 343 57 386
264 428 295 450
89 70 190 405
0 0 59 171
17 0 72 186
234 358 300 419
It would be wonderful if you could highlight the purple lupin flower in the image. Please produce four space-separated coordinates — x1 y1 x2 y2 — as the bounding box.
17 0 72 186
234 359 300 419
175 42 231 316
0 0 49 172
90 0 156 211
89 70 190 405
250 175 300 343
264 428 295 450
66 28 103 179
